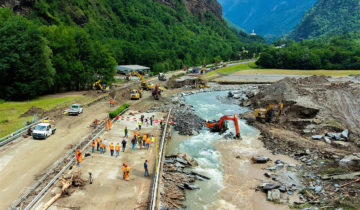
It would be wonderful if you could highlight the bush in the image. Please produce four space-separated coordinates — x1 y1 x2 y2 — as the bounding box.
109 104 130 119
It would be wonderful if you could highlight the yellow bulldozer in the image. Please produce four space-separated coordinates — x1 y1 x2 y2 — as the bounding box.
199 81 210 88
127 71 154 90
254 104 283 122
93 80 110 93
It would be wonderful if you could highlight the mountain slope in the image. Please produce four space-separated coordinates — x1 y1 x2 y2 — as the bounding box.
219 0 316 40
0 0 265 100
290 0 360 40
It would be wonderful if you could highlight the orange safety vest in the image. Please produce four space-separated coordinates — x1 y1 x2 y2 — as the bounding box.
110 144 114 150
134 131 139 136
146 137 150 144
115 144 120 151
143 134 147 141
96 138 100 143
91 141 95 147
100 143 103 148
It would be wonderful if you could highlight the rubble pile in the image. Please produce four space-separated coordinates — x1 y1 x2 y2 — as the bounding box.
172 106 205 136
160 154 209 209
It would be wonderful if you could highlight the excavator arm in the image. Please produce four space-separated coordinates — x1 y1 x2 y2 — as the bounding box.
206 115 240 138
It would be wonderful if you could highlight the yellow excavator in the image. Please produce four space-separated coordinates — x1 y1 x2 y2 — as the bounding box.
93 80 110 93
127 71 154 90
199 81 210 88
254 104 283 122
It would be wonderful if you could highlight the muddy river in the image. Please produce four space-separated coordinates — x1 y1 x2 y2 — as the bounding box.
166 90 296 210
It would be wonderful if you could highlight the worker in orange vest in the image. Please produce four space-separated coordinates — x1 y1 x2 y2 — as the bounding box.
100 140 104 154
146 136 151 150
91 140 95 153
106 121 109 131
122 163 126 180
109 142 114 156
125 164 131 181
93 119 99 129
108 118 112 130
115 143 120 157
142 133 147 148
96 137 100 151
75 149 82 167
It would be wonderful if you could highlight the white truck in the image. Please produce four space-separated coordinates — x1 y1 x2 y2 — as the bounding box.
32 122 56 139
67 104 83 116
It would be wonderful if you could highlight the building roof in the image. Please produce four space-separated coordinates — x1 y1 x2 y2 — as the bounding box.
115 65 150 72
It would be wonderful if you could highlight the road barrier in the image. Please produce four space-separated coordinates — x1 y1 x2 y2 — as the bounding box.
0 117 49 147
9 108 129 210
149 109 172 210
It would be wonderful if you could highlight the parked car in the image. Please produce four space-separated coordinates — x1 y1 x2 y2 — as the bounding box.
67 104 83 116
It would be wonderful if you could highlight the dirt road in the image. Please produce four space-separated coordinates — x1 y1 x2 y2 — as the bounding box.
0 100 113 209
33 110 164 209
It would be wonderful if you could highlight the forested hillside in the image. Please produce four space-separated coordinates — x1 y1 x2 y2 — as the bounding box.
290 0 360 40
256 31 360 70
0 0 265 100
219 0 316 41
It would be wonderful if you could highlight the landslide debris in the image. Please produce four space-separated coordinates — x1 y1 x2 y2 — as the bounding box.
241 75 360 208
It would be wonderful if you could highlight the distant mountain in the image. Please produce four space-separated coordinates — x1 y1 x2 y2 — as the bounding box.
289 0 360 40
219 0 317 41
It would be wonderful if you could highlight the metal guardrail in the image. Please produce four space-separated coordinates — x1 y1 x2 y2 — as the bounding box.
149 109 172 210
10 108 129 210
0 117 49 147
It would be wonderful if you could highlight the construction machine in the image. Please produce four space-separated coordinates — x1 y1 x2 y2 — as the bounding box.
152 84 162 100
93 80 110 93
128 71 154 90
130 89 142 100
253 104 283 122
199 81 210 88
158 73 166 81
206 115 240 138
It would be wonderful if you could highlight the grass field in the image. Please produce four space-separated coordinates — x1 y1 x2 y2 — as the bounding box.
0 95 89 138
203 62 360 80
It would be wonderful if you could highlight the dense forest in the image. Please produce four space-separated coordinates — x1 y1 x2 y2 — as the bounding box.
0 0 265 100
256 31 360 70
289 0 360 40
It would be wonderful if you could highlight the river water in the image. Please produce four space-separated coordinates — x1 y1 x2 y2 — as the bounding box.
166 91 261 209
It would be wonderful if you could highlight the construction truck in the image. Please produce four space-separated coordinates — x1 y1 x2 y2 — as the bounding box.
128 71 154 90
254 104 283 122
152 84 162 100
158 73 166 81
130 89 142 100
32 120 56 139
206 115 240 138
93 80 110 93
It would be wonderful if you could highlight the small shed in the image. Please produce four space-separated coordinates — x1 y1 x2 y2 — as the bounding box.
116 65 151 75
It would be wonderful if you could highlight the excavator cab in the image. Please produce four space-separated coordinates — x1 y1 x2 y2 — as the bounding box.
206 115 240 138
93 80 109 93
254 104 283 122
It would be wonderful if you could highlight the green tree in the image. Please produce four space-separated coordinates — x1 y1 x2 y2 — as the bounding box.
0 15 55 100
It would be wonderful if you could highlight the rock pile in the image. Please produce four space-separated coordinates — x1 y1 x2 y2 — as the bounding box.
172 106 205 136
160 154 210 209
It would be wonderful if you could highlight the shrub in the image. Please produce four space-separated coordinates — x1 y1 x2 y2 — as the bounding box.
109 104 129 119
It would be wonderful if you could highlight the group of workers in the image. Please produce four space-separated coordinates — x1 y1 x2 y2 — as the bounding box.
132 129 155 150
78 114 159 182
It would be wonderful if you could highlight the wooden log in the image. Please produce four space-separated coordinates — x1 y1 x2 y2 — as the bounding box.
41 180 72 210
